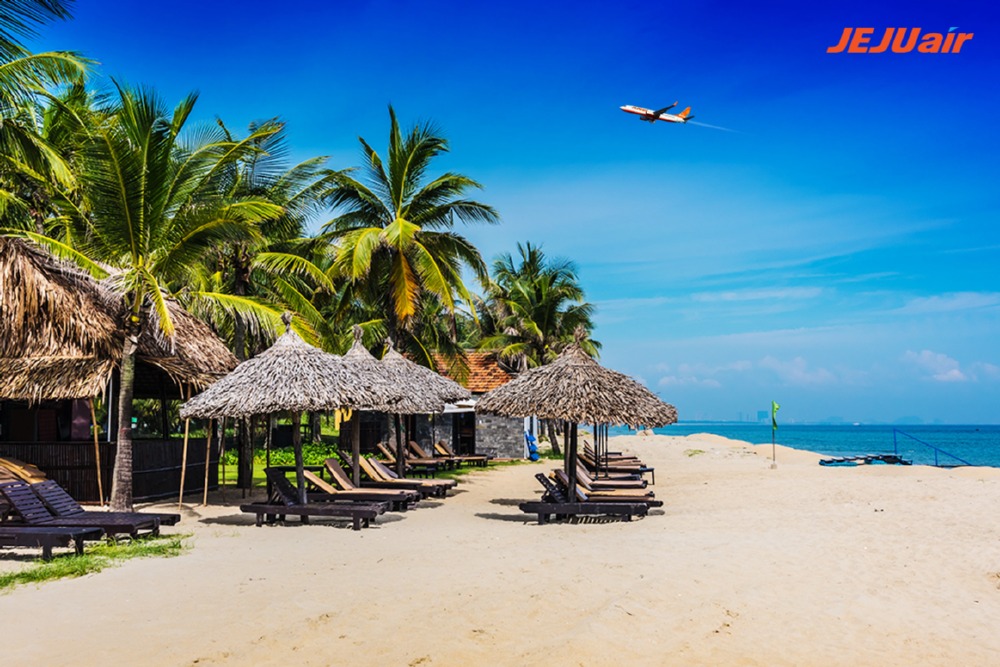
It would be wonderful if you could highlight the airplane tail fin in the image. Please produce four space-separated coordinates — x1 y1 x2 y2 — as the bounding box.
678 106 692 119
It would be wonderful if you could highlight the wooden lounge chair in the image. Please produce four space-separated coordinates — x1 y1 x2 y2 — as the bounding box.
553 470 663 507
300 466 418 511
355 457 440 499
580 450 655 484
518 473 648 524
575 463 647 490
582 442 641 462
376 443 439 477
0 480 161 538
32 480 181 527
367 458 456 498
0 457 48 483
408 441 458 469
433 441 489 467
0 525 105 560
239 473 387 531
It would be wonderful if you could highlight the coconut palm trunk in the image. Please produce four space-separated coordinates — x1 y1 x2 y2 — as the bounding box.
110 333 138 511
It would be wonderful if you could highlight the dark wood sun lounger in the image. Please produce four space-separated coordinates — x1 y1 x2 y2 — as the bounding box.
314 462 420 510
519 473 648 524
433 441 490 467
32 480 181 527
376 443 439 477
0 525 104 560
553 470 664 507
408 441 458 470
580 450 655 484
0 481 161 538
240 473 387 531
367 458 456 498
353 458 435 499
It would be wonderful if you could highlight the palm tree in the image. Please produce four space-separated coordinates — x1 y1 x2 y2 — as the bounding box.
183 118 342 358
479 242 599 456
0 1 88 231
33 82 282 510
322 106 498 364
480 241 599 371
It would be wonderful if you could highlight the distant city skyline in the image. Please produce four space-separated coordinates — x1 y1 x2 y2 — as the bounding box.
29 0 1000 423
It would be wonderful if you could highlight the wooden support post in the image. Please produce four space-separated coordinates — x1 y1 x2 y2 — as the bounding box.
292 410 306 506
201 419 213 506
395 414 405 479
567 423 579 501
178 385 191 511
88 398 104 507
219 417 227 498
352 413 362 486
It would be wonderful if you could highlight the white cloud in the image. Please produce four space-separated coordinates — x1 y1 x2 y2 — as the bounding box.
658 375 722 389
654 360 754 390
971 362 1000 380
691 287 823 303
759 355 837 386
896 292 1000 315
903 350 968 382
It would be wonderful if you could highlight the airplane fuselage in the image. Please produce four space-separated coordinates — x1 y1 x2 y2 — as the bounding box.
620 105 688 123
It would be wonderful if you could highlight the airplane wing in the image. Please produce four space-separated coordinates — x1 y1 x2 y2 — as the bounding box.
652 102 678 117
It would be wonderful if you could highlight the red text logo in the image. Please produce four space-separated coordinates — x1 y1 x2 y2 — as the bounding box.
827 28 973 53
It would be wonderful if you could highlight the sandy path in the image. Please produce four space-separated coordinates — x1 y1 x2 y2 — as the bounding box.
2 434 1000 666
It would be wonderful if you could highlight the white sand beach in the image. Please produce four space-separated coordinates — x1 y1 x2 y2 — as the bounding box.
3 433 1000 666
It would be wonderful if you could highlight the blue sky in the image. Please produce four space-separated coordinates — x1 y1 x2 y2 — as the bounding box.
29 0 1000 423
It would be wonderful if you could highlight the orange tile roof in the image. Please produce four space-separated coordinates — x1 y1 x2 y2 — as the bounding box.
433 352 514 394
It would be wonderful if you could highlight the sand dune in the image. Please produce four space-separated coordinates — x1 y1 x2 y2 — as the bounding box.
2 433 999 666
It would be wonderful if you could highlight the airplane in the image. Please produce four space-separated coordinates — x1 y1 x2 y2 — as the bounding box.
620 102 694 124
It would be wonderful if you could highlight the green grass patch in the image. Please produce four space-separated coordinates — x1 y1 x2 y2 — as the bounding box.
218 452 535 487
0 534 190 593
684 449 706 457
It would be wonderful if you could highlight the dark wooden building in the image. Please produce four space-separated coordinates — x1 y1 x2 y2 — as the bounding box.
0 238 236 502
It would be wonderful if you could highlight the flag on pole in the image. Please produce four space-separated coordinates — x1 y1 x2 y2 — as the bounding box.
771 400 780 431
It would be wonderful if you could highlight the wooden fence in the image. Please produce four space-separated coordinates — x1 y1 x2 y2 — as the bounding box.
0 438 218 503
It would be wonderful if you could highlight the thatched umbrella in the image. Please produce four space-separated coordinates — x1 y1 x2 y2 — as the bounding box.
337 327 413 485
180 314 385 504
476 332 677 499
380 340 472 476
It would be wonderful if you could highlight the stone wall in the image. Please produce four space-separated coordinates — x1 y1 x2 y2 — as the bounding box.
474 413 524 459
383 411 525 459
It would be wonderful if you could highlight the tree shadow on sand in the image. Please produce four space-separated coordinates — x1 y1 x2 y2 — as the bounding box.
475 511 532 523
489 497 527 507
199 512 406 528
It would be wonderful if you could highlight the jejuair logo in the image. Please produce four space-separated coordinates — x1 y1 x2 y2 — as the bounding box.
827 27 974 53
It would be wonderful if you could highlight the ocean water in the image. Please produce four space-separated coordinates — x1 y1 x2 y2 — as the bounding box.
608 423 1000 468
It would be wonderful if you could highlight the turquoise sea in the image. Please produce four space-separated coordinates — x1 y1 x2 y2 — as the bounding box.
608 423 1000 468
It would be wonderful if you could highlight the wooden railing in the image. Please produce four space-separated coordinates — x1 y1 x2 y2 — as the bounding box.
0 438 218 503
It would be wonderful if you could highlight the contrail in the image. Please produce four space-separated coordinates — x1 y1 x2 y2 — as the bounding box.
687 120 740 133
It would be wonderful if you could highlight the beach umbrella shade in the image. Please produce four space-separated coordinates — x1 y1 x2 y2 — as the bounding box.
180 314 394 504
476 331 677 499
336 327 416 485
380 339 472 476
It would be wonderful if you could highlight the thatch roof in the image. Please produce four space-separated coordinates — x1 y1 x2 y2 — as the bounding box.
475 342 678 427
0 236 237 402
381 341 471 413
338 327 417 413
180 322 351 419
179 320 413 420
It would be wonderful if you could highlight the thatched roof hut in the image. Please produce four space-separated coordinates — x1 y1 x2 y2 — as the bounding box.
0 237 236 403
475 342 677 427
476 337 676 500
381 341 471 413
179 323 379 420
